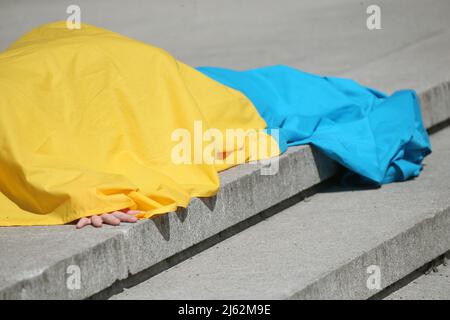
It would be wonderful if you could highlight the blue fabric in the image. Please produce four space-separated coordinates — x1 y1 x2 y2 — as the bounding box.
196 65 431 185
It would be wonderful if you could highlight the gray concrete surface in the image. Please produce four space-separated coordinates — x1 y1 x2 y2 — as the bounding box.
0 0 450 300
0 81 447 300
386 260 450 300
1 0 450 93
0 144 336 299
111 126 450 300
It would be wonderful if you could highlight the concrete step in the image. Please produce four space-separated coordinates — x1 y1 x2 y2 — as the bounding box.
0 144 336 300
111 125 450 300
0 0 449 301
385 252 450 300
2 0 450 301
0 81 449 300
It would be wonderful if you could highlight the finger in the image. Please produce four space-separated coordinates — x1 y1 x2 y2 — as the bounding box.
112 212 138 223
91 215 103 227
124 210 140 215
101 213 121 226
76 217 91 229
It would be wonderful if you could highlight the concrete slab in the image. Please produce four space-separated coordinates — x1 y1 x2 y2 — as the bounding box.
0 143 336 299
385 259 450 300
0 225 128 299
1 0 450 91
343 29 450 94
111 126 450 300
1 79 448 299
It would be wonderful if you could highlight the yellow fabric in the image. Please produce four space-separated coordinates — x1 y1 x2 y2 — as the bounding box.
0 22 280 226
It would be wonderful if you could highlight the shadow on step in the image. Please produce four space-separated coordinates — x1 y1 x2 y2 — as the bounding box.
90 172 339 300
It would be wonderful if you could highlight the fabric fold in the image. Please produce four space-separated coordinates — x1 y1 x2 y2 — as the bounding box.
0 22 279 226
197 65 431 185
